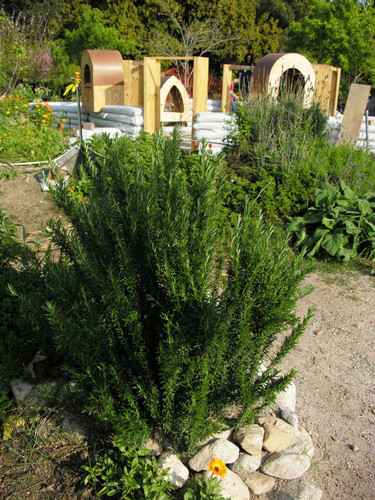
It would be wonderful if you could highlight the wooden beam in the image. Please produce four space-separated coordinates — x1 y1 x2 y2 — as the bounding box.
143 57 161 133
222 64 232 113
192 57 209 150
123 60 131 105
228 64 253 71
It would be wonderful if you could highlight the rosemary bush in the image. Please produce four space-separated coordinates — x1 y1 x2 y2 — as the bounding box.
39 132 312 452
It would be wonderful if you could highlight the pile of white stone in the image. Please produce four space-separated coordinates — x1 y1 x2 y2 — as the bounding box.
9 375 322 499
143 381 322 500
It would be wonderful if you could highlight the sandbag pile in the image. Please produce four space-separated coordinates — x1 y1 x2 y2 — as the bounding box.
88 105 144 137
193 111 236 155
327 112 375 152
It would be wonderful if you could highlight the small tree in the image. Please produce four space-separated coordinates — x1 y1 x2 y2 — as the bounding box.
36 132 312 452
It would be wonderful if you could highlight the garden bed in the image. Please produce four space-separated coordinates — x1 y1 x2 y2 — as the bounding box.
1 169 374 499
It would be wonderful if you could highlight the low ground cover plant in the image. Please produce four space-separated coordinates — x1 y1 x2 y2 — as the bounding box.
15 131 313 454
287 181 375 261
223 96 375 222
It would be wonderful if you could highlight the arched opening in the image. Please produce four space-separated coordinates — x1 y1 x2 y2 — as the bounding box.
84 64 91 84
279 68 305 100
160 75 190 123
164 85 184 114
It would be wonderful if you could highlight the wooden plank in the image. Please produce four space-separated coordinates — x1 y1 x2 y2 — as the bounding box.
143 57 161 133
221 64 232 113
131 61 143 107
337 83 371 145
123 60 131 105
192 57 209 150
229 64 253 71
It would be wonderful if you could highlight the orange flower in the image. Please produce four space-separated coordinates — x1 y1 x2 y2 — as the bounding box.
208 458 227 476
68 188 74 193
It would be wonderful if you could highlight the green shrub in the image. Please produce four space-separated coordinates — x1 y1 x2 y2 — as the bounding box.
223 96 375 221
287 181 375 261
0 203 54 392
34 132 312 452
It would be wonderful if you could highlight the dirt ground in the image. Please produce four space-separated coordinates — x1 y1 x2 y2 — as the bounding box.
1 172 375 499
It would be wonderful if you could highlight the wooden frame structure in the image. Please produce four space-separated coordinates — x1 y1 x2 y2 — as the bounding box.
81 50 125 112
143 56 208 134
311 63 341 116
81 51 209 149
222 64 253 113
222 54 341 116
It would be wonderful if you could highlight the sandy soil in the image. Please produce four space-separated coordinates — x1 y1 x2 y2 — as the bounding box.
1 173 375 499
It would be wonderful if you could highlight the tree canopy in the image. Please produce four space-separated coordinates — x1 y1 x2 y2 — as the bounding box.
1 0 375 99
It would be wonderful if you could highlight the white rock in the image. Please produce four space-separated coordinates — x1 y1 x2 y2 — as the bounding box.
10 379 59 407
61 416 87 440
244 471 276 495
287 427 315 459
158 452 189 488
200 469 250 500
269 477 322 499
230 452 261 476
141 430 164 456
261 452 311 480
275 381 296 412
188 438 240 472
260 417 295 453
10 379 34 406
199 428 232 447
232 425 264 455
279 405 298 428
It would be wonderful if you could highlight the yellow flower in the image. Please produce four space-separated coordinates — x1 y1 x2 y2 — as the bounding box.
6 110 10 115
208 458 227 476
43 114 48 118
42 119 46 123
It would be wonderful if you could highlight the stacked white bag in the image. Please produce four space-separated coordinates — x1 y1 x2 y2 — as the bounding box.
193 108 236 155
88 105 143 137
327 112 375 152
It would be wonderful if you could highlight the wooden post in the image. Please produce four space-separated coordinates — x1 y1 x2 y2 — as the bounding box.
222 64 232 113
192 56 209 150
123 60 131 105
143 57 161 133
330 67 341 117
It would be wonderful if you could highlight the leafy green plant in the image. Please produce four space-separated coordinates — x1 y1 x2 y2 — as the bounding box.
183 477 225 500
28 131 312 453
287 181 375 261
83 444 175 499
